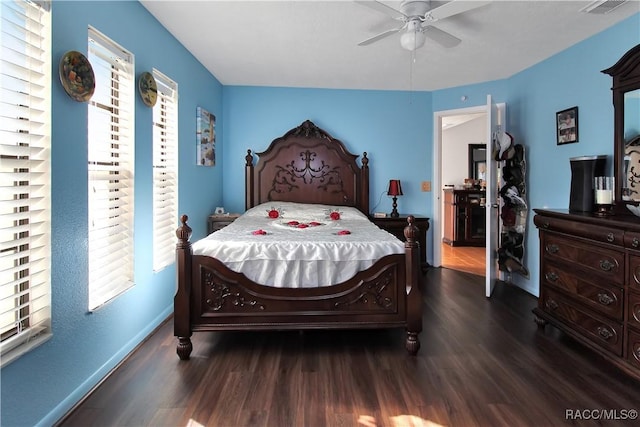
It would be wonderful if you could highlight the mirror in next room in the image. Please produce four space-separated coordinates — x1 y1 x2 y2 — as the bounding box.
468 143 487 183
602 43 640 209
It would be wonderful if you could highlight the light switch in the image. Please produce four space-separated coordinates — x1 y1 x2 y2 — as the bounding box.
421 181 431 192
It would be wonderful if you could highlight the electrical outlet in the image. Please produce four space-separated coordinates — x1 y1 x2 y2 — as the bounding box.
421 181 431 192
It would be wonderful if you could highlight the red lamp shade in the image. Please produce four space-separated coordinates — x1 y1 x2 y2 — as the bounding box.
387 179 403 197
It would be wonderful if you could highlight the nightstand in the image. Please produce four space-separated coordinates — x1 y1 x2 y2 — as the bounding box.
207 213 241 234
369 214 430 271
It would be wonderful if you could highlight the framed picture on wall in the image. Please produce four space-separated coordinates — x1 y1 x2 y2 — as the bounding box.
196 106 216 166
556 106 579 145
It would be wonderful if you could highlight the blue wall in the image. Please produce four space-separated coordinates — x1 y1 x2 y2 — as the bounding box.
222 87 432 217
0 2 223 426
1 1 639 425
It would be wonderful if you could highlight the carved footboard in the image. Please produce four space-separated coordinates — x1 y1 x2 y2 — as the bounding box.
174 215 422 360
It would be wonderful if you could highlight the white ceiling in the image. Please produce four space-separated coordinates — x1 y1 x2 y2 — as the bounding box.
140 0 640 91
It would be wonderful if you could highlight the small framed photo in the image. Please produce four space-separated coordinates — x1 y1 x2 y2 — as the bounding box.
556 106 579 145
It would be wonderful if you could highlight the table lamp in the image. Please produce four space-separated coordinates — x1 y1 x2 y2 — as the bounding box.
387 179 403 218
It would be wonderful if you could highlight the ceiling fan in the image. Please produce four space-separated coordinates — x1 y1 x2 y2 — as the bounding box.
356 0 491 51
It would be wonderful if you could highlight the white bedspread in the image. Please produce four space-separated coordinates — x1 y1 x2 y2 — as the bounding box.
192 202 406 288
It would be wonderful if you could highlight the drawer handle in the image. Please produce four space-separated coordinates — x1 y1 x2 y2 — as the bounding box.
599 259 617 272
606 232 615 243
633 237 640 248
546 244 559 254
545 272 558 282
545 298 558 311
597 293 614 306
596 326 614 340
542 221 550 229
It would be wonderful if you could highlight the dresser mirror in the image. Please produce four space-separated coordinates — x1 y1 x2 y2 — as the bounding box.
602 44 640 209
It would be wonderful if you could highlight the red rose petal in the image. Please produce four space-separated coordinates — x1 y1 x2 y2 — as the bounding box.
268 210 279 218
338 230 350 235
297 223 309 228
287 221 299 226
309 221 322 226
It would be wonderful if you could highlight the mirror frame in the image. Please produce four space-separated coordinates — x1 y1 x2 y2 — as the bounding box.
602 44 640 214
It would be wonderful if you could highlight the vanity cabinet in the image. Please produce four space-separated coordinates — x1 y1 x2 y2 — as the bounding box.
534 209 640 380
442 188 485 247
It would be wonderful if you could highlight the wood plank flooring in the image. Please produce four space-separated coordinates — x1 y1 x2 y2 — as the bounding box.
57 268 640 427
441 244 485 276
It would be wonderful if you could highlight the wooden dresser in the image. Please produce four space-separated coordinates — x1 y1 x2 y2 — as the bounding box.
533 209 640 380
442 188 486 246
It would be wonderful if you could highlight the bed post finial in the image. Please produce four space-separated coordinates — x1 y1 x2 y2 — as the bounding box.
245 149 253 166
176 215 192 246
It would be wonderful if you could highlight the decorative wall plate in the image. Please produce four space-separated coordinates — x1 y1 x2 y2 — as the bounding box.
59 51 95 102
138 71 158 107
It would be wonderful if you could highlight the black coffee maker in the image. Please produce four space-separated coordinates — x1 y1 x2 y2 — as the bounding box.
569 155 607 212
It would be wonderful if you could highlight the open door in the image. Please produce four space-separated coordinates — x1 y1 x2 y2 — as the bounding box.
485 95 500 297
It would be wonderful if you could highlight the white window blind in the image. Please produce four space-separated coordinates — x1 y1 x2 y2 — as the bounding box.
0 0 51 366
87 27 134 311
152 70 178 272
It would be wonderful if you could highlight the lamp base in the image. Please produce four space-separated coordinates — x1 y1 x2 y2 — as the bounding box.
390 196 399 218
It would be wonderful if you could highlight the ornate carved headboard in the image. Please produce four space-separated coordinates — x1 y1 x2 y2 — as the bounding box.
245 120 370 214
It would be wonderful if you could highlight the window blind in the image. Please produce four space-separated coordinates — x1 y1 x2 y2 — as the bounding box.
87 27 134 310
0 0 51 366
152 70 178 272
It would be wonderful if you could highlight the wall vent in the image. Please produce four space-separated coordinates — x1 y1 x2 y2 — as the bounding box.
580 0 628 14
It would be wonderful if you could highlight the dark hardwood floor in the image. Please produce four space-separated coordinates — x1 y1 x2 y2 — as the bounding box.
57 268 640 427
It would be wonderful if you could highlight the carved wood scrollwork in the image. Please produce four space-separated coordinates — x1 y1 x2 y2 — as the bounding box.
334 271 395 310
202 271 265 311
268 150 345 200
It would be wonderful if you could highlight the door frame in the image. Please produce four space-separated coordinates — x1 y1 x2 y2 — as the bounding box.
432 103 505 270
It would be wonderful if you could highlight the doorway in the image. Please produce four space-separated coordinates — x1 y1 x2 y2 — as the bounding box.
432 105 488 276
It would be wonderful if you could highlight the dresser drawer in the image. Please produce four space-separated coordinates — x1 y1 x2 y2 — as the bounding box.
542 261 623 320
534 215 624 246
541 233 624 285
627 329 640 369
628 291 640 331
541 287 623 356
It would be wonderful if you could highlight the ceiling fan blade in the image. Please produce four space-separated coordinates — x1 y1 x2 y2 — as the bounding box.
422 25 462 48
425 0 491 22
358 27 403 46
354 0 407 21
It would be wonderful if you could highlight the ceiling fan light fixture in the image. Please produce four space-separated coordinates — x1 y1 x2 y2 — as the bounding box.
400 29 426 51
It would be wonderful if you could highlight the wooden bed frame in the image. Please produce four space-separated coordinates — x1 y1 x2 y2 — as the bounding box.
174 120 422 359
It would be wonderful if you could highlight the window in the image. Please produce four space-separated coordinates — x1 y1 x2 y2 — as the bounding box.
152 70 178 272
87 27 134 310
0 0 51 366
